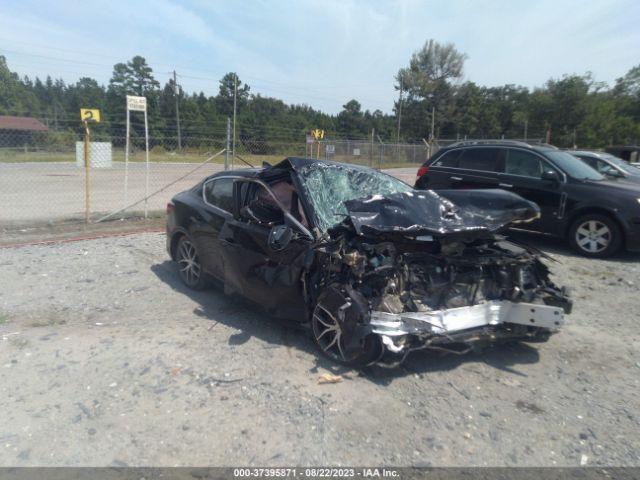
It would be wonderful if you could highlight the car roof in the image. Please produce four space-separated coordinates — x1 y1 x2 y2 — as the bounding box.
436 140 558 155
569 150 610 158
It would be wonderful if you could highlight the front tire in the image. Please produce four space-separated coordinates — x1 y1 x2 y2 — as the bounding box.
311 286 382 367
175 236 209 290
568 214 622 258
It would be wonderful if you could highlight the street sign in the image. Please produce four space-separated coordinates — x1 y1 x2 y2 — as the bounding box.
311 129 325 140
126 95 147 111
80 108 101 122
326 144 335 154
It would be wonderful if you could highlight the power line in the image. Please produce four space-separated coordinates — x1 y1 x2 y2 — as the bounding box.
2 48 392 110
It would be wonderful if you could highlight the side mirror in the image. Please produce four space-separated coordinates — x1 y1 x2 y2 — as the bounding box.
541 170 559 181
268 224 293 251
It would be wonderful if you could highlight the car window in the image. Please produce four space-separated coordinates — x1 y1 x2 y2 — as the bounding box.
432 149 461 167
504 150 544 178
576 155 598 170
595 160 618 174
203 178 234 212
601 154 640 175
458 148 498 172
296 162 412 232
241 183 286 226
545 151 604 180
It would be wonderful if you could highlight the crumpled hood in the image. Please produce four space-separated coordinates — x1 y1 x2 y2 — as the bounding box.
341 189 540 237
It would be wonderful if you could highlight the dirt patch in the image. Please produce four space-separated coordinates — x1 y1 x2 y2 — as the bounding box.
0 231 639 467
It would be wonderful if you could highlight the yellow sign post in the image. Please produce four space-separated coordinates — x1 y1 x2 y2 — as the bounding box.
312 129 325 159
80 108 101 123
80 108 100 223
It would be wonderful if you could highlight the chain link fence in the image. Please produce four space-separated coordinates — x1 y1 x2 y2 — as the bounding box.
310 139 430 168
0 129 315 231
0 126 548 231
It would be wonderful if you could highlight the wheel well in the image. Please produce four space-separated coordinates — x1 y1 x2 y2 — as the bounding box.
170 231 186 260
564 207 624 239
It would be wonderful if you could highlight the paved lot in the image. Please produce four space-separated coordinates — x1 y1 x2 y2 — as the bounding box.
0 162 230 225
0 162 418 225
0 231 639 467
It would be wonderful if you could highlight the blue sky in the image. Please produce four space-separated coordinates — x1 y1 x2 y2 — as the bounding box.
1 0 639 114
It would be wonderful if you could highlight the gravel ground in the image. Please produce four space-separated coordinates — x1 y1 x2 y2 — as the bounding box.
0 231 639 467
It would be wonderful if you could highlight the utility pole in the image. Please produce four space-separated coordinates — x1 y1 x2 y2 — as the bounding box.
173 70 182 150
524 119 528 141
430 107 435 141
396 75 403 144
232 73 238 164
370 128 375 168
225 117 231 171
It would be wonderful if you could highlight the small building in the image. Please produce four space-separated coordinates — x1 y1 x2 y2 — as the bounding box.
0 115 48 148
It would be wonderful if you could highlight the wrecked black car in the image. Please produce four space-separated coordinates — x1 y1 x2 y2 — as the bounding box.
166 158 571 366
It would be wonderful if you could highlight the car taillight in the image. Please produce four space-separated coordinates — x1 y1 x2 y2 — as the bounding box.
166 202 174 215
416 165 429 178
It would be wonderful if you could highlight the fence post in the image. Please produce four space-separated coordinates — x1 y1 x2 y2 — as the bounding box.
124 104 130 208
143 108 150 219
225 117 231 170
83 121 91 223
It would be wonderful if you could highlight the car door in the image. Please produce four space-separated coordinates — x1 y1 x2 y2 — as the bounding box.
219 179 312 319
454 147 501 189
497 148 564 232
190 177 235 280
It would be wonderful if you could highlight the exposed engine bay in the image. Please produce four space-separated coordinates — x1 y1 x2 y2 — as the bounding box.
251 159 574 366
309 229 571 366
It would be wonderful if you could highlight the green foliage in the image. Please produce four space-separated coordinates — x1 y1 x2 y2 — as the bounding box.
46 129 77 149
0 51 638 149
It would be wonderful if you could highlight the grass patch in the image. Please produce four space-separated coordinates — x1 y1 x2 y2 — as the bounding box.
0 150 293 166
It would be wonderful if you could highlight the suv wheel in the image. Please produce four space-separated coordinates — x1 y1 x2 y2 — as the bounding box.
568 214 622 258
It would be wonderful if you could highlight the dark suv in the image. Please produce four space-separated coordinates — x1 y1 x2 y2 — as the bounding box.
415 140 640 257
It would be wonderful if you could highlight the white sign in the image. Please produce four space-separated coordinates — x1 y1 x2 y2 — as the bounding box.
306 134 314 144
352 148 361 156
325 144 335 154
126 95 147 111
75 142 113 168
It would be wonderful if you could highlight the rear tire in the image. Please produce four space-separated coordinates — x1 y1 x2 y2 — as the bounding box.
175 236 209 290
568 214 622 258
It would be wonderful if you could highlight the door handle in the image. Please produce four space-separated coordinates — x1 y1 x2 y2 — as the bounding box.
499 183 513 188
450 176 463 181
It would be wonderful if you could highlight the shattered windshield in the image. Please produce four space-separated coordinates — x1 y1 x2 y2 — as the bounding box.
297 162 412 231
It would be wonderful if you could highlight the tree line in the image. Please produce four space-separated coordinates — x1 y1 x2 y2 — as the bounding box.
0 38 639 151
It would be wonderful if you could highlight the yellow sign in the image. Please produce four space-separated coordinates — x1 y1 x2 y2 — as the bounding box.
312 129 324 140
80 109 101 122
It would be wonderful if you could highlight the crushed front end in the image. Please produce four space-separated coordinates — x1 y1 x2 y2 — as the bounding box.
308 190 572 365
